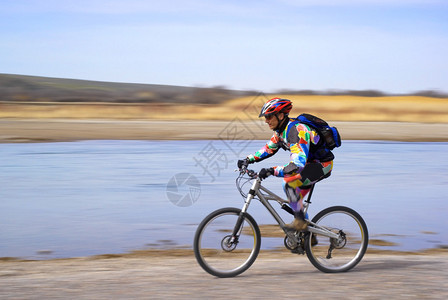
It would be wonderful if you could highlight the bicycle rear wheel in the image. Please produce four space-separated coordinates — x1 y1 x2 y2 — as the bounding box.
194 207 261 278
305 206 368 273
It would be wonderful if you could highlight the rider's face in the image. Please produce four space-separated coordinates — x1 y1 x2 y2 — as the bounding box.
265 113 283 130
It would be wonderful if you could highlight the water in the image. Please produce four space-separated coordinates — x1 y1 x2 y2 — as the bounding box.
0 140 447 259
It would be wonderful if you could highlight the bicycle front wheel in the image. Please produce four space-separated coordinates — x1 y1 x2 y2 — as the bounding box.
305 206 369 273
193 207 261 278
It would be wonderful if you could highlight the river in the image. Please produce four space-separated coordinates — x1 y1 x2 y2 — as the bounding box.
0 140 447 259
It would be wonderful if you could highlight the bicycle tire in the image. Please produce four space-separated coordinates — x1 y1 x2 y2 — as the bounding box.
305 206 369 273
194 207 261 278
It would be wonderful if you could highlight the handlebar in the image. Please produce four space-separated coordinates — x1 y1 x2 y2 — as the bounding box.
235 167 257 199
237 167 258 179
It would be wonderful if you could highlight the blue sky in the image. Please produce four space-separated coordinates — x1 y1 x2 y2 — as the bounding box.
1 0 447 93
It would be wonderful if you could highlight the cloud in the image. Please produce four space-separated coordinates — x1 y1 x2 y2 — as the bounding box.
2 0 246 15
278 0 447 6
9 0 445 16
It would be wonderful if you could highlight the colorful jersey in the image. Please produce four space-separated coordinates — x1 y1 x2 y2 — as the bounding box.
247 118 334 177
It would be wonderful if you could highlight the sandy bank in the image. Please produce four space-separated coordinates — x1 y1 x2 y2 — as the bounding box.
1 119 448 143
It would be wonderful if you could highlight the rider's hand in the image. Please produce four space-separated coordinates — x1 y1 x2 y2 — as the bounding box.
259 167 274 179
237 158 250 169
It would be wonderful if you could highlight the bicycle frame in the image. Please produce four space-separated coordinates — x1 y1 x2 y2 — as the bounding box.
195 172 369 277
240 177 339 240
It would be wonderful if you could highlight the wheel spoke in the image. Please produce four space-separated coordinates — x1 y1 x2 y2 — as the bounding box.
306 206 368 273
194 208 261 277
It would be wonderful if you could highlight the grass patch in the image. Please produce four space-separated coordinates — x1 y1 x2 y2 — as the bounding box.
1 94 447 123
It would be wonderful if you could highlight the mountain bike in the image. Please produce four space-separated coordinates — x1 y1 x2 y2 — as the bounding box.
193 167 369 278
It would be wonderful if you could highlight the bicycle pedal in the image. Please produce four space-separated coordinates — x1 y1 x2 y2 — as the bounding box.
290 247 305 255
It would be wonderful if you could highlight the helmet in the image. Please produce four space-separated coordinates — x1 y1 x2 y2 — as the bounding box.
259 98 292 117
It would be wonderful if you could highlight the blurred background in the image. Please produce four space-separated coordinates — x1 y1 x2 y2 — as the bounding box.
0 1 447 259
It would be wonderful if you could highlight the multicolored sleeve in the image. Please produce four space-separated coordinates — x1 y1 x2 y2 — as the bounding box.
247 133 280 163
273 124 319 177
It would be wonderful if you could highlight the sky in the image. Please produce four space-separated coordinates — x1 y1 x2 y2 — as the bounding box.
1 0 447 93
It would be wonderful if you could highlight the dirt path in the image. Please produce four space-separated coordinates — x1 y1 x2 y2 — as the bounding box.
1 252 447 299
1 119 448 142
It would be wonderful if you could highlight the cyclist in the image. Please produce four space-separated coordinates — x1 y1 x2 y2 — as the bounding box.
238 98 334 231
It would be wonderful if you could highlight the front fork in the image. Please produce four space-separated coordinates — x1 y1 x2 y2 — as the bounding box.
230 179 260 243
241 178 260 214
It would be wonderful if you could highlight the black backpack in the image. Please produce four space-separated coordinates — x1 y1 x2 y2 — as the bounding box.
296 113 341 150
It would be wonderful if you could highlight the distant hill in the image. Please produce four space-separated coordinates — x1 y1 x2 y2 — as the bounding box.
0 74 251 104
1 73 446 104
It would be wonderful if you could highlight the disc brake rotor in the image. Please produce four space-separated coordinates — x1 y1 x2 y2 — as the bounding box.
221 235 237 252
